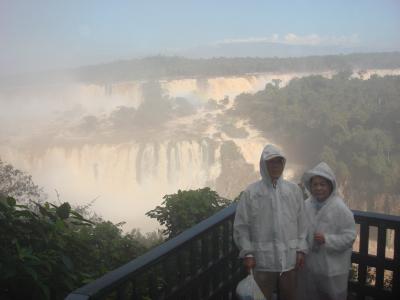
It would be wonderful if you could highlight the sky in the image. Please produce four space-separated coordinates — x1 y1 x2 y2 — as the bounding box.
1 0 400 75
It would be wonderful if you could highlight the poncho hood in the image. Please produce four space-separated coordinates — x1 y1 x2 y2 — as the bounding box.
259 144 286 183
302 161 337 195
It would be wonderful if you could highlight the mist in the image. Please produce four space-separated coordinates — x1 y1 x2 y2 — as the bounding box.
0 70 279 231
2 55 400 231
2 1 400 232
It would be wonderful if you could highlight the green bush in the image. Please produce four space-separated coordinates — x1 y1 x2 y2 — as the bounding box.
146 187 231 239
0 195 147 300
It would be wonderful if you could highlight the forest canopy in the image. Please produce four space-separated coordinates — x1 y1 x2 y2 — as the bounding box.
2 52 400 88
229 72 400 211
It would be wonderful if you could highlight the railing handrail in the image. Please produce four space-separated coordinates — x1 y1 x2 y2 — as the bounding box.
67 206 400 299
352 209 400 224
66 202 238 299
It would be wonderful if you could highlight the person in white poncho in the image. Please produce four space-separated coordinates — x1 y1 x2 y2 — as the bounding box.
298 162 356 300
234 144 308 300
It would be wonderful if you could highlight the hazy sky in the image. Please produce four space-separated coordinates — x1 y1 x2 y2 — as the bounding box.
1 0 399 75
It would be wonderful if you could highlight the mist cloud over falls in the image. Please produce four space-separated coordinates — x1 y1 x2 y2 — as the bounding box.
69 82 198 144
0 74 276 230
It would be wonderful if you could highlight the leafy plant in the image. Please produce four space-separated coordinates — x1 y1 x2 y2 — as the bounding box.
146 187 231 239
0 194 148 300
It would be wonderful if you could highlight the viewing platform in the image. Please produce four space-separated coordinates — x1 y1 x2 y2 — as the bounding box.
66 204 400 300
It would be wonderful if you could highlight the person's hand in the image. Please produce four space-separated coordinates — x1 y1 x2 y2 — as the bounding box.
314 232 325 245
243 256 256 273
296 251 305 269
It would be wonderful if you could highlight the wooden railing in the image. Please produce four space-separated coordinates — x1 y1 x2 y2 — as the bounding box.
66 203 242 300
349 210 400 300
66 205 400 300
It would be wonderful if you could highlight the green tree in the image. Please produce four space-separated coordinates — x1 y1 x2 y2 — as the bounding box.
0 158 45 205
0 195 93 299
0 194 151 300
229 72 400 209
146 188 231 238
0 161 163 299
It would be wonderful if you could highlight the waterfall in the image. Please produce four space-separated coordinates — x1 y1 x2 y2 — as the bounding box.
7 69 397 231
0 139 235 231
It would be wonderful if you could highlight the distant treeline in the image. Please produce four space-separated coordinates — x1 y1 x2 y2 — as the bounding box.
229 72 400 212
2 52 400 88
75 52 400 83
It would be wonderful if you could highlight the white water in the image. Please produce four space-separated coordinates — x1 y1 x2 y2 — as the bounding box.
1 69 397 231
0 140 224 230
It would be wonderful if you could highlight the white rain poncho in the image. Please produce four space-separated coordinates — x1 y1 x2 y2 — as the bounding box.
298 162 356 300
233 144 307 272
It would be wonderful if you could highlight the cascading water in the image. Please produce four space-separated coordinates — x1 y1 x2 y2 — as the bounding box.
2 69 395 231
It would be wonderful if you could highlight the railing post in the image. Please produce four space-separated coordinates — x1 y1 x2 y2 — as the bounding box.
189 240 200 300
375 225 386 291
162 260 172 296
116 283 128 300
212 227 220 293
358 220 369 300
201 234 210 298
223 221 230 287
147 271 157 299
131 278 142 300
392 226 400 297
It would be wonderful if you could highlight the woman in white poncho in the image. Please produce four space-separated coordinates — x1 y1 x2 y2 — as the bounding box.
298 162 356 300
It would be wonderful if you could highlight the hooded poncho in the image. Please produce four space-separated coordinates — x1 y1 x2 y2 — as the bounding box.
233 144 307 272
298 162 356 300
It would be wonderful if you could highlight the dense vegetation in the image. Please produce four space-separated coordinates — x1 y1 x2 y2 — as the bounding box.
230 72 400 212
0 194 165 300
0 159 230 299
74 52 400 84
146 187 231 239
2 52 400 87
0 161 165 300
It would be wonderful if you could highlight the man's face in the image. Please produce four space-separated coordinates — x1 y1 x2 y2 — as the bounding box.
310 175 332 201
266 157 284 180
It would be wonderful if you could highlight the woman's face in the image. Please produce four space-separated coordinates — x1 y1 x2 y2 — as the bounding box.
310 175 332 202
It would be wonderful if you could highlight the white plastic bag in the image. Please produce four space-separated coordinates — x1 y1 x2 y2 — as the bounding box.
236 270 266 300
